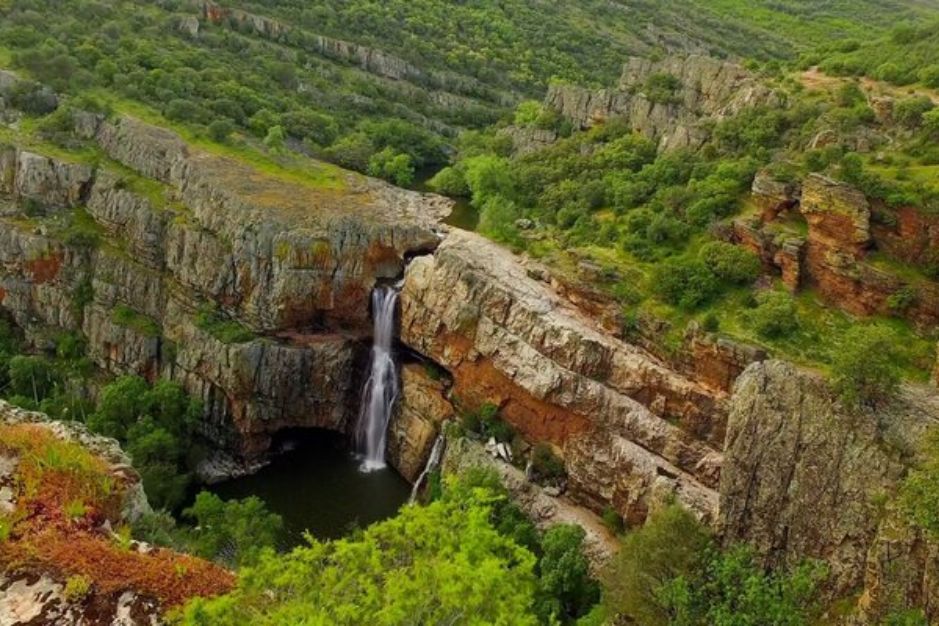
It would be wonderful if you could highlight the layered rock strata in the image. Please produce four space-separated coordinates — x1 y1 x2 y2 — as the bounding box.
545 55 780 151
401 229 724 523
720 361 939 606
0 113 450 460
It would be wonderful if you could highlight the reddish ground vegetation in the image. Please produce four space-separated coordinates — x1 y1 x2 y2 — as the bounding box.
0 424 234 611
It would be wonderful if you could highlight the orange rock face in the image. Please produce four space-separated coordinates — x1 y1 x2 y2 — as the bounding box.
401 230 723 522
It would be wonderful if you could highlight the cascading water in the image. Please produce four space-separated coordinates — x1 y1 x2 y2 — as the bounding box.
355 285 401 472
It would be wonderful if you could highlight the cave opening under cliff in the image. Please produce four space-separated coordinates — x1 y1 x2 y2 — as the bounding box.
206 427 410 548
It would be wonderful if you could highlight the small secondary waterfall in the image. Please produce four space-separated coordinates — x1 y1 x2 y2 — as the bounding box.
355 285 401 471
409 428 447 503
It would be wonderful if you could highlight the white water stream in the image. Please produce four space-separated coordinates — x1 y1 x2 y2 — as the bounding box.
355 286 400 471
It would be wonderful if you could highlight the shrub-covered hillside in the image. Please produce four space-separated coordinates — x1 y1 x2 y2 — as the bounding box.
0 0 929 186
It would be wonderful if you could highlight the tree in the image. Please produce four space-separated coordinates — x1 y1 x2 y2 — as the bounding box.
698 242 760 285
208 119 235 143
367 147 415 187
86 375 149 441
428 165 470 197
602 504 713 626
182 492 283 568
536 524 599 623
8 355 59 404
181 478 539 625
653 258 721 310
263 125 287 153
830 325 901 409
748 291 799 339
659 546 827 626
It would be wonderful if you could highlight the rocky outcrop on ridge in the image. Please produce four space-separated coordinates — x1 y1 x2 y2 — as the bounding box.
731 171 939 328
544 55 780 151
0 402 232 624
401 229 724 523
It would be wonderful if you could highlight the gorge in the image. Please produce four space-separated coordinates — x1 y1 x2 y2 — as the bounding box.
3 1 939 623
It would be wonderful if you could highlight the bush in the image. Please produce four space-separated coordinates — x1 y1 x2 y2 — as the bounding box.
899 429 939 540
659 545 828 626
748 291 799 339
535 524 600 623
530 443 566 484
183 491 283 568
652 258 721 310
830 325 901 409
207 118 235 143
366 147 415 186
894 96 935 129
698 242 761 285
602 504 713 626
427 165 469 197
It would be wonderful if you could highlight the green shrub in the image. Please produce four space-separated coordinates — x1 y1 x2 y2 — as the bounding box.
652 258 721 310
602 504 713 626
748 291 799 339
601 507 625 535
887 286 918 314
63 574 92 602
830 325 901 409
899 429 939 540
195 306 255 344
183 491 283 568
658 545 828 626
427 165 469 197
112 305 160 337
530 443 566 484
698 242 761 285
535 524 600 623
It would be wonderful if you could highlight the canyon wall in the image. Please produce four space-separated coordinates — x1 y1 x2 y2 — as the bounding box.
0 113 449 459
400 229 724 524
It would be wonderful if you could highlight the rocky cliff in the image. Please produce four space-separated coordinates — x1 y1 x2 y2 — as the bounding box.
544 54 780 151
0 111 450 462
731 171 939 329
401 229 723 523
720 361 939 613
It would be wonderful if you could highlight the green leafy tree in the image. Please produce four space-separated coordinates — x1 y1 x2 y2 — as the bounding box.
86 375 150 441
830 325 901 409
263 125 287 153
182 492 283 568
748 291 800 339
653 258 721 310
659 546 827 626
698 242 761 285
367 147 415 186
536 524 600 623
182 477 539 625
8 355 59 404
602 504 713 626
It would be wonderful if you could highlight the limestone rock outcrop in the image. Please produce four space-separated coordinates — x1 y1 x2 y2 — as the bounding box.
401 229 723 522
386 363 455 482
545 55 780 151
719 361 915 597
0 113 451 465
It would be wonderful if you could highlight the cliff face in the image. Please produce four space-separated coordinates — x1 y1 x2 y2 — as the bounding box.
733 171 939 329
401 229 724 523
544 55 780 151
0 113 450 461
720 361 939 614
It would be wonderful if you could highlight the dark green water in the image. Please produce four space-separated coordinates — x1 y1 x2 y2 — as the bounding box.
413 167 479 231
209 430 411 548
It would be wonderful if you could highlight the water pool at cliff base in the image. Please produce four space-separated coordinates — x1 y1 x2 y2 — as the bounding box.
208 429 411 548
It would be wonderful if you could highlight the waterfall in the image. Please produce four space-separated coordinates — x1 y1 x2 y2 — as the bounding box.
355 285 400 472
409 428 447 503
